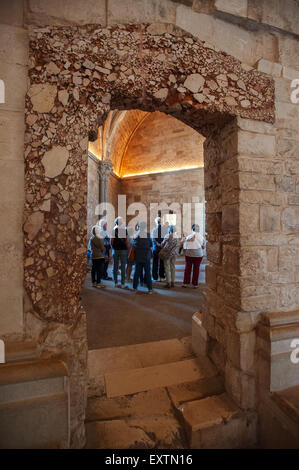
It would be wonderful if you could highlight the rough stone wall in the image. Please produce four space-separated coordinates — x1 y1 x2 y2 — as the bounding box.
120 111 204 177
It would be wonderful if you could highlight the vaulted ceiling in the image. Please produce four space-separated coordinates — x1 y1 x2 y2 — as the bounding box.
88 110 205 178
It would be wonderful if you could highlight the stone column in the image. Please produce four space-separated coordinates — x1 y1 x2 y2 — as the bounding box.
98 160 113 204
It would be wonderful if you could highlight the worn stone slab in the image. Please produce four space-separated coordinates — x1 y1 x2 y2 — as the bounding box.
180 393 241 432
135 337 194 367
105 357 217 398
88 347 143 384
128 415 184 449
86 387 172 421
167 375 224 407
86 414 183 449
179 393 257 448
85 419 155 449
88 373 105 399
88 337 194 378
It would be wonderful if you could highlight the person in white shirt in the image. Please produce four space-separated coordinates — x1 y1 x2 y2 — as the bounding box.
182 224 205 289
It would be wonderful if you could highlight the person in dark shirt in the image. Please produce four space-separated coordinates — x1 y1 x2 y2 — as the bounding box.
89 225 105 288
151 217 166 282
133 221 153 294
110 216 129 288
98 218 112 280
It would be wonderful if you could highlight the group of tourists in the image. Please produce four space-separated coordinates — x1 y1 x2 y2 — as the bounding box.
88 216 205 294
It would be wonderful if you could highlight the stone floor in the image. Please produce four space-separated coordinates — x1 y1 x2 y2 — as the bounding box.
83 257 205 350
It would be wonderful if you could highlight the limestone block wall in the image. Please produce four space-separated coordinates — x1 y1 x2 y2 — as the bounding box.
0 2 28 337
121 168 205 232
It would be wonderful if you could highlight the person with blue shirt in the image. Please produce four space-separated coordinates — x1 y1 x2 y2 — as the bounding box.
151 217 166 282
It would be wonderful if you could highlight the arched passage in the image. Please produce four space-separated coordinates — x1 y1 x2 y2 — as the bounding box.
23 23 274 446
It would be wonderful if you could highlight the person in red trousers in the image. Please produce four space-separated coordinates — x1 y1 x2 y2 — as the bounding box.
182 224 205 289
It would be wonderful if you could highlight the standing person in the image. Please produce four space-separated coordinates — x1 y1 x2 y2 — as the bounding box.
110 216 129 288
89 225 106 289
151 217 166 282
126 226 134 282
133 221 153 294
98 218 112 280
182 224 205 289
161 225 178 289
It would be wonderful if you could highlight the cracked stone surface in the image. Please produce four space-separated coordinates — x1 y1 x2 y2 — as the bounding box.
85 413 185 449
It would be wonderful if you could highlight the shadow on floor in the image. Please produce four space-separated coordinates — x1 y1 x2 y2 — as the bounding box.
82 258 205 350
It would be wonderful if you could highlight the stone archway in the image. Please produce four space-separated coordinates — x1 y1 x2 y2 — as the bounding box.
23 23 274 446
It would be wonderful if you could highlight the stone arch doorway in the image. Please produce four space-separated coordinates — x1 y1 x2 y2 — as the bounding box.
23 23 274 446
85 108 207 352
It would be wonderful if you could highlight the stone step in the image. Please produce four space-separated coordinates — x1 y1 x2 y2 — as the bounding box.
88 337 194 397
89 337 194 376
86 387 173 422
105 356 217 398
178 393 257 449
86 375 224 422
86 414 185 449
